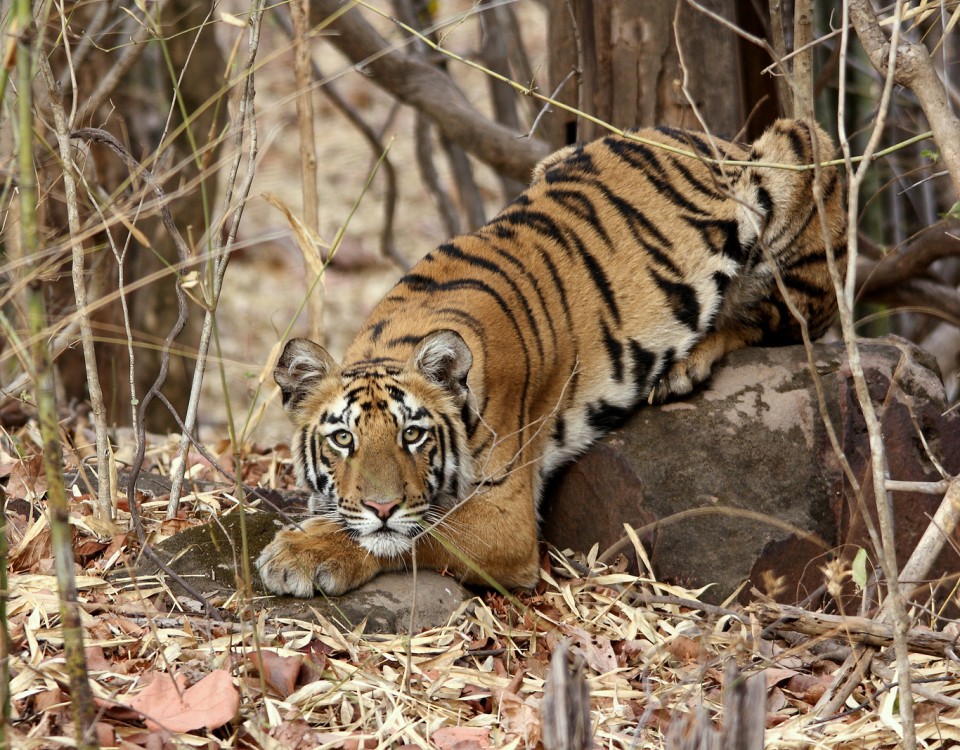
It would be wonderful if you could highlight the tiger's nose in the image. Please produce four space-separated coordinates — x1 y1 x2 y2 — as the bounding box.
363 498 400 519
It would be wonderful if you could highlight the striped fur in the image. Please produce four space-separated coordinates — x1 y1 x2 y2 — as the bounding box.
257 119 847 597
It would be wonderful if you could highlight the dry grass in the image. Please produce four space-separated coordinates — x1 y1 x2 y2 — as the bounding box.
3 424 959 748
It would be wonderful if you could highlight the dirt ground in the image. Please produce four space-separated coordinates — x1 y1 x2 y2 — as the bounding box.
199 3 548 446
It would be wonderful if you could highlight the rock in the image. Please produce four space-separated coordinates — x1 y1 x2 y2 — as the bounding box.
543 337 960 605
142 511 474 633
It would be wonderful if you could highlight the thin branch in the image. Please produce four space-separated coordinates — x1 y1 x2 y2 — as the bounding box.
74 1 169 125
849 0 960 197
167 0 267 512
290 0 323 343
856 221 960 294
838 2 917 744
16 3 98 745
37 55 112 521
793 0 815 118
309 0 551 182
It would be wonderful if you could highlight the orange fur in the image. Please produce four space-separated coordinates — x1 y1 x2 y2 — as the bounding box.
257 119 846 596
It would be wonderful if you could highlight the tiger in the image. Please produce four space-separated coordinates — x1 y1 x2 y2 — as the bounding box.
256 118 847 597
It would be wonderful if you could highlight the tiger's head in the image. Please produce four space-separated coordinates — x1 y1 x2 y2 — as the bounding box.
274 330 475 558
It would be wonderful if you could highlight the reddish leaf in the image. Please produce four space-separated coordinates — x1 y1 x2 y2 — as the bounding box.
85 645 111 671
665 635 700 662
432 726 491 749
128 670 239 732
248 650 303 697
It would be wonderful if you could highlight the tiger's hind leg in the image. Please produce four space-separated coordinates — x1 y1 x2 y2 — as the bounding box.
649 325 762 403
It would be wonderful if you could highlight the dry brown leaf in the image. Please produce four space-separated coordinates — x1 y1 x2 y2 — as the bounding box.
85 645 111 671
128 670 239 732
665 635 700 662
248 649 303 698
432 726 491 749
763 667 799 689
564 626 618 674
500 691 542 749
4 455 46 500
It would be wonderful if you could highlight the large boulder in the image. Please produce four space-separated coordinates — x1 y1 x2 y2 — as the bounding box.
141 511 475 633
542 337 960 604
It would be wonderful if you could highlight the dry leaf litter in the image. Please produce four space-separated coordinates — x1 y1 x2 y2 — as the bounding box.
1 420 959 749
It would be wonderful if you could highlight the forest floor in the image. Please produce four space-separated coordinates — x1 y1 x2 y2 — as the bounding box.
3 423 960 748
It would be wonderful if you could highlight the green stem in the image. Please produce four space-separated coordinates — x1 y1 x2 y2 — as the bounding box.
16 1 98 747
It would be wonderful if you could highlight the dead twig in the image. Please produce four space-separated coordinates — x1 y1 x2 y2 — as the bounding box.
167 0 267 513
750 600 960 658
273 10 406 270
37 55 112 521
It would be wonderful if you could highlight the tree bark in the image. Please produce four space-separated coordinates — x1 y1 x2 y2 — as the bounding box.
545 0 749 149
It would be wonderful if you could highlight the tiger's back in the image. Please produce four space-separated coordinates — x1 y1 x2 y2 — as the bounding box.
258 119 846 597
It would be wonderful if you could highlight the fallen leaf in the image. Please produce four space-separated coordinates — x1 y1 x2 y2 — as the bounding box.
763 667 799 689
128 670 239 732
248 650 303 698
665 635 700 662
432 726 491 749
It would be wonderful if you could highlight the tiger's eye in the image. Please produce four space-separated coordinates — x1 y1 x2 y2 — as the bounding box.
330 430 353 449
402 426 424 444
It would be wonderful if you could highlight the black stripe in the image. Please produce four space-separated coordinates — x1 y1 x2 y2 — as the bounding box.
370 319 387 342
586 400 632 433
781 273 829 298
438 411 462 498
649 269 701 331
601 321 624 382
546 188 610 245
492 245 559 348
629 341 657 396
596 184 681 275
668 155 726 200
683 216 746 263
386 334 425 348
552 415 566 445
605 137 709 216
544 147 596 182
498 209 621 326
436 241 545 362
498 207 568 247
398 273 533 437
566 229 622 326
782 122 809 162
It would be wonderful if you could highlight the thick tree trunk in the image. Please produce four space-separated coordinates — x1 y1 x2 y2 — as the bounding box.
546 0 768 149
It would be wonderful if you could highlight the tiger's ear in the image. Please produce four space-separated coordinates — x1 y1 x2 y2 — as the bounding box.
409 330 472 403
274 338 338 412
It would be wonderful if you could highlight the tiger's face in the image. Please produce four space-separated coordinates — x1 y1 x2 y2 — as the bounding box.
275 332 474 558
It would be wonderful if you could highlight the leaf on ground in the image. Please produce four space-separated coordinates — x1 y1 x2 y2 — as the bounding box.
85 645 111 671
665 635 701 663
563 625 618 674
762 667 799 689
248 649 303 697
432 726 491 749
128 669 239 732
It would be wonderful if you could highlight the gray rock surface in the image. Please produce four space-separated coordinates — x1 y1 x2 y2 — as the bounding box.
135 336 957 621
543 337 959 605
143 511 474 633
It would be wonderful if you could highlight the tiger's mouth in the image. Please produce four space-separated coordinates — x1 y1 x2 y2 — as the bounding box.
355 527 415 557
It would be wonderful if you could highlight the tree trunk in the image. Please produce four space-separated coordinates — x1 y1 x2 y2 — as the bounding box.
48 0 227 432
546 0 777 149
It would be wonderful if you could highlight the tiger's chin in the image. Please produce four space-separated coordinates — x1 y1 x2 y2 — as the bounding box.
356 529 414 558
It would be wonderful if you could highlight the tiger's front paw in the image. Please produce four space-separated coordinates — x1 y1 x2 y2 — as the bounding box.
256 519 381 597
